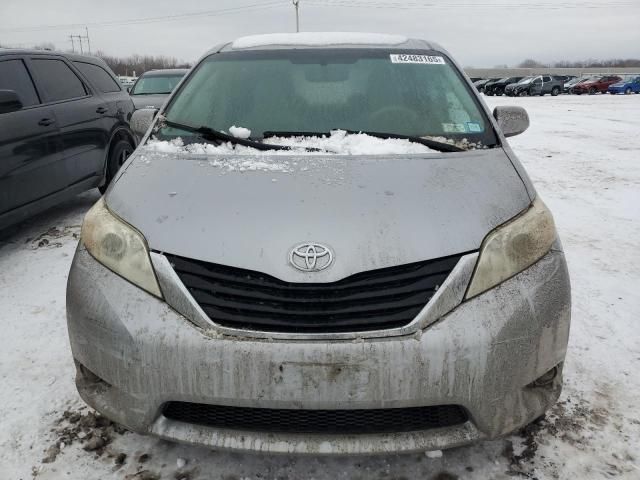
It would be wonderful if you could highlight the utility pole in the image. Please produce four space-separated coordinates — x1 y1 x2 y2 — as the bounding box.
85 27 91 54
293 0 300 33
68 30 90 55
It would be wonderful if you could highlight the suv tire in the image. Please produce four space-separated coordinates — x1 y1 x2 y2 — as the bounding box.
99 139 134 194
551 87 560 96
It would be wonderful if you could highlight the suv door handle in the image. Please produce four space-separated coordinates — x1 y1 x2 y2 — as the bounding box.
38 118 55 126
96 107 108 114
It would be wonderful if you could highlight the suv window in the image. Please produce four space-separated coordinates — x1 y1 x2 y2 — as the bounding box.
74 61 121 93
543 76 552 82
30 58 87 102
0 59 40 108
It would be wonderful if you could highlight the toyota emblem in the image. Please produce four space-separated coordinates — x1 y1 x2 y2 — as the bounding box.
289 243 333 272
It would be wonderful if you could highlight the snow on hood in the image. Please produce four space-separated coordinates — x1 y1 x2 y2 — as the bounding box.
232 32 408 50
143 130 439 157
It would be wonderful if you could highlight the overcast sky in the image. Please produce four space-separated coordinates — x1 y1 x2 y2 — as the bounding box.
1 0 638 66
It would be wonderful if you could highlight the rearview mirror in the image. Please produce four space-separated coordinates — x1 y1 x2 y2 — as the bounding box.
0 90 23 114
493 106 529 138
130 108 158 140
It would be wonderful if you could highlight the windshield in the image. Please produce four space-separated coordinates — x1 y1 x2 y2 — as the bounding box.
131 73 185 95
518 77 534 85
158 49 497 149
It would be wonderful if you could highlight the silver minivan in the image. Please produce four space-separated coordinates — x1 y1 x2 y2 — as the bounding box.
66 33 571 454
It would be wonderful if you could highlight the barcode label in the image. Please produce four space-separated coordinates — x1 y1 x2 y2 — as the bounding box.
390 54 446 65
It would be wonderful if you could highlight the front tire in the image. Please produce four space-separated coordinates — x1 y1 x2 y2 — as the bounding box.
625 87 632 95
551 87 560 96
99 139 134 194
589 87 597 95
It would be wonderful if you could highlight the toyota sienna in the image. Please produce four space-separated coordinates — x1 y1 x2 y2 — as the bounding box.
66 33 571 454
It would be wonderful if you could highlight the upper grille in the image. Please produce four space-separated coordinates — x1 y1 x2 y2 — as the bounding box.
163 402 469 434
166 253 463 333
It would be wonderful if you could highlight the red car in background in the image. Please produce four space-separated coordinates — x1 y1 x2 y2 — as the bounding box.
571 75 622 94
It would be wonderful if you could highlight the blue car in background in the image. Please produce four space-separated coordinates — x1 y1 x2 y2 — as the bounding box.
608 76 640 94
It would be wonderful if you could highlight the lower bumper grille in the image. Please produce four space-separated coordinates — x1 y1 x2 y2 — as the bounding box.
165 253 464 333
162 402 469 434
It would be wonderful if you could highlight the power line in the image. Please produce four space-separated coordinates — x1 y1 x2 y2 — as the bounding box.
0 1 288 33
306 0 639 9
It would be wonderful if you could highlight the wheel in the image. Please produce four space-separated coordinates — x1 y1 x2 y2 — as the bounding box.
519 90 529 97
589 87 597 95
609 91 616 95
625 87 632 95
551 87 560 96
99 139 134 194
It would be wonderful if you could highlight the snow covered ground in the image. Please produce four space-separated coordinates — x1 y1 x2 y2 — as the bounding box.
1 94 639 479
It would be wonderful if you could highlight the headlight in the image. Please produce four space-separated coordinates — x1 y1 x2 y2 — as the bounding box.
81 198 163 298
465 197 557 299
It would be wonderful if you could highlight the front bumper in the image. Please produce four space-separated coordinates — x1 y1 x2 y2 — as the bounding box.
66 246 571 454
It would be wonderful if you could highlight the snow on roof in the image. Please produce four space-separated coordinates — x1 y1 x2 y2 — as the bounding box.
232 32 409 50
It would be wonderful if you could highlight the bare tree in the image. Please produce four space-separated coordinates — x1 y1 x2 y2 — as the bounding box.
517 59 547 68
95 51 191 76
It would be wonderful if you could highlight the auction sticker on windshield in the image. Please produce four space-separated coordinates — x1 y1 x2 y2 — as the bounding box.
390 54 446 64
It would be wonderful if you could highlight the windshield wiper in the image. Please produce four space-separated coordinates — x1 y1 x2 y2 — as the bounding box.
164 120 292 151
262 130 466 153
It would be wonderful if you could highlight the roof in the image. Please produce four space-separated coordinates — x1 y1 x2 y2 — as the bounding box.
214 32 437 53
0 48 112 67
0 48 107 65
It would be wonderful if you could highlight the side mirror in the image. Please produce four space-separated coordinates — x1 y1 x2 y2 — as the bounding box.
0 89 23 114
130 108 158 140
493 106 529 138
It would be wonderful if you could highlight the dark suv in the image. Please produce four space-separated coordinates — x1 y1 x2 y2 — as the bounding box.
484 77 524 96
0 50 136 229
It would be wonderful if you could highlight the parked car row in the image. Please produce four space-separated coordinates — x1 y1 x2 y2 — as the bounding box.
473 74 640 96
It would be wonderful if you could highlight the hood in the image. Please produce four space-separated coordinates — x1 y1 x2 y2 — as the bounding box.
107 148 531 282
130 94 170 110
